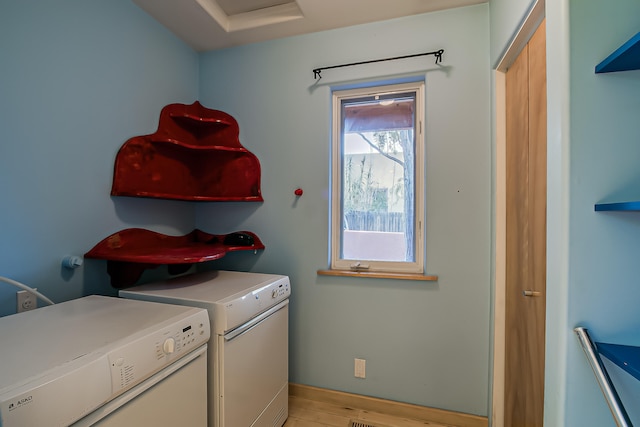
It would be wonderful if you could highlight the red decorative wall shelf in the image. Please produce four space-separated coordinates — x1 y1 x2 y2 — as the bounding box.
85 228 264 288
111 101 263 201
87 102 265 287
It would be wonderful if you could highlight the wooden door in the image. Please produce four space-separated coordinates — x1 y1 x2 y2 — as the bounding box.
504 19 547 427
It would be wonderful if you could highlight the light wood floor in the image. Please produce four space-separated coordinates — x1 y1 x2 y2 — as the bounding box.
283 384 487 427
284 394 456 427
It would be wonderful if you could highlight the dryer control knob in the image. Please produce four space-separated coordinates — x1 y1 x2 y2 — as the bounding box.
163 337 176 354
271 289 278 298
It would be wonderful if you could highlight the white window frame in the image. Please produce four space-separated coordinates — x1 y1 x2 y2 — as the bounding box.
330 81 425 274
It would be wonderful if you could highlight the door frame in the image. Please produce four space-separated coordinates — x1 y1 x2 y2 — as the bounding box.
492 1 545 426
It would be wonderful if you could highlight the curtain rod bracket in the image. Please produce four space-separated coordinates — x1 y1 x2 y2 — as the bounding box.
312 48 444 80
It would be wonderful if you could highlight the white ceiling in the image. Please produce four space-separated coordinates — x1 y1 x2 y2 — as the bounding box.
133 0 487 52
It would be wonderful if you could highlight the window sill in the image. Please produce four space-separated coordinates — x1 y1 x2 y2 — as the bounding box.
317 269 438 281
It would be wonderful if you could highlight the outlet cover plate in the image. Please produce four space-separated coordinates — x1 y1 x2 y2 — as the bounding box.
17 289 37 312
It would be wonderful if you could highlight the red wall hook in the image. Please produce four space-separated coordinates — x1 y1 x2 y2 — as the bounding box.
294 188 303 196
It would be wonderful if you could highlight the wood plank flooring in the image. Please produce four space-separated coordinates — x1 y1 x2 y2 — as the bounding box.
283 384 487 427
284 394 454 427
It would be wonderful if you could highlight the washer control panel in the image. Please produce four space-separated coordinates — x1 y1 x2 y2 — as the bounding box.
108 309 210 393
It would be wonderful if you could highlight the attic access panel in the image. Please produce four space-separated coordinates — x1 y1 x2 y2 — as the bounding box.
216 0 292 15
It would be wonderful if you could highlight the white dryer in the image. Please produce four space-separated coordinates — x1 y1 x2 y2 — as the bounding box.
120 270 291 427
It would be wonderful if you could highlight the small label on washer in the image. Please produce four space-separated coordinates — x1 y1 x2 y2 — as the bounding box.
6 395 34 412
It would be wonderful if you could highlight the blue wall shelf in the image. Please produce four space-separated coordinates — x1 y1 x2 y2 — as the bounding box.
595 201 640 211
597 342 640 382
596 31 640 73
575 327 634 426
594 32 640 211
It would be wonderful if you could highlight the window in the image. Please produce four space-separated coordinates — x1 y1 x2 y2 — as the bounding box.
330 81 425 274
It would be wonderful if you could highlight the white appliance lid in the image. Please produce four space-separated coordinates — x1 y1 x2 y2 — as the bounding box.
0 295 210 427
120 270 286 303
0 295 205 391
119 270 291 333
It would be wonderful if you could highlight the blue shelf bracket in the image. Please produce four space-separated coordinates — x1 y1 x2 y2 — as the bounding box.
574 327 633 427
595 201 640 211
596 32 640 73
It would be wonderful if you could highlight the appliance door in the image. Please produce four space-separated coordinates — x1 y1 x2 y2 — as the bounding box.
218 300 289 427
72 346 207 427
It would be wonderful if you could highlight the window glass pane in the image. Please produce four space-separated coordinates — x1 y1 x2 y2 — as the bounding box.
340 92 416 263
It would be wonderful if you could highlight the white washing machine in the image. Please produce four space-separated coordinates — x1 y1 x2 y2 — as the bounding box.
0 295 210 427
119 270 291 427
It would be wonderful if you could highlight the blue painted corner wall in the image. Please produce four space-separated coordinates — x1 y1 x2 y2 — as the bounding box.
0 1 199 310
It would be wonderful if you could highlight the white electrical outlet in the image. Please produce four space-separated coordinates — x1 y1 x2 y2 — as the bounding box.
17 289 37 313
354 358 366 378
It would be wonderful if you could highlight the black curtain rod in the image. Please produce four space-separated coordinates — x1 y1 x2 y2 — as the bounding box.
312 49 444 80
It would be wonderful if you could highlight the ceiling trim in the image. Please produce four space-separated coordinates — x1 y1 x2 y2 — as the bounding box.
132 0 489 52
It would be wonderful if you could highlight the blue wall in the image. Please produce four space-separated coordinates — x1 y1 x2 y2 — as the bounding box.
566 1 640 425
0 1 199 315
196 5 491 416
1 1 493 418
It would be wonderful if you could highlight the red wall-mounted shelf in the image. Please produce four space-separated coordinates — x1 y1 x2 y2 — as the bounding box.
85 228 264 288
88 102 265 287
111 101 263 201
